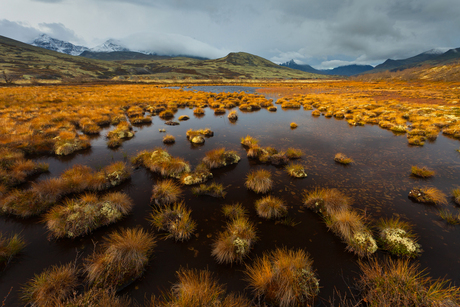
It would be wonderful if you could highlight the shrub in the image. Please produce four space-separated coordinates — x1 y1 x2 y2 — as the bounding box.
202 148 241 169
85 227 156 289
408 187 448 205
245 169 272 194
356 257 460 306
377 218 422 258
21 263 79 307
44 192 134 239
411 166 435 178
212 217 257 264
255 195 287 219
245 247 319 307
150 202 196 242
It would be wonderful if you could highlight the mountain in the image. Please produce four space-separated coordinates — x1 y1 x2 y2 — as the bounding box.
79 50 174 61
31 34 88 56
89 39 130 53
0 36 326 81
280 60 373 76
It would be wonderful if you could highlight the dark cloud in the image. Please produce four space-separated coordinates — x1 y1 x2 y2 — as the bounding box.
38 22 85 44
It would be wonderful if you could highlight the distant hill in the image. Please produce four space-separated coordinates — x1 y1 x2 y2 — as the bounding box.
280 60 373 76
79 51 174 61
0 36 326 81
31 34 89 56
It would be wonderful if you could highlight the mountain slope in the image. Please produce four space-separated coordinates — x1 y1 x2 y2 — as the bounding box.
280 60 373 76
31 34 89 56
280 60 323 74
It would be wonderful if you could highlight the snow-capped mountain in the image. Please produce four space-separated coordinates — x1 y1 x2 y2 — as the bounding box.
31 34 88 56
422 48 451 55
89 39 131 53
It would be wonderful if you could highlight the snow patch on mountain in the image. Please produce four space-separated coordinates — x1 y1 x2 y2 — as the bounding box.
89 39 131 53
31 34 88 56
422 48 450 55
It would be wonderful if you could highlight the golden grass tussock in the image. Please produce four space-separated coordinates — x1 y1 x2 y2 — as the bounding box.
179 163 213 186
303 188 350 216
66 288 132 307
285 147 303 159
193 107 205 115
0 232 26 267
132 148 190 178
162 134 176 144
285 163 307 178
202 147 241 169
212 217 257 264
192 182 226 198
245 247 320 307
334 153 354 165
438 209 460 225
150 268 252 307
44 192 134 239
452 188 460 205
255 195 287 219
408 187 448 205
356 257 460 306
377 217 422 258
245 169 272 194
149 202 196 242
410 165 435 178
21 263 79 307
290 122 298 128
85 227 156 289
222 203 248 220
228 110 238 120
151 179 182 205
240 135 259 147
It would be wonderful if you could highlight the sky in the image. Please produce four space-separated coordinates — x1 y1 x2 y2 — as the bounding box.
1 0 460 69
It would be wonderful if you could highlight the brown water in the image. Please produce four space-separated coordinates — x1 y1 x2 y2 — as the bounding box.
1 86 460 306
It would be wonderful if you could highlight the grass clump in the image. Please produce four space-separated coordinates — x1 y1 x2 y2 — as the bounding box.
286 147 303 159
411 165 435 178
240 135 259 147
180 163 213 185
178 115 189 121
0 157 49 187
192 182 226 198
162 134 176 144
290 122 298 128
149 202 196 242
0 232 26 267
228 110 238 120
334 153 354 165
408 187 448 205
452 188 460 205
255 195 288 219
222 203 248 220
85 227 156 289
151 179 182 205
150 268 251 307
193 107 205 115
65 288 131 307
245 169 272 194
377 217 422 258
132 148 190 179
245 247 320 307
356 257 460 306
44 192 133 239
21 263 79 307
54 131 91 156
212 217 257 264
285 163 307 178
438 209 460 225
91 161 131 191
202 147 241 169
303 188 350 216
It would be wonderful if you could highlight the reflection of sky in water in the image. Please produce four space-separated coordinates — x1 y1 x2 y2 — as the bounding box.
2 86 460 305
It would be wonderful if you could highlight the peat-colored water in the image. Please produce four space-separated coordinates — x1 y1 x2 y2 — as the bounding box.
1 86 460 306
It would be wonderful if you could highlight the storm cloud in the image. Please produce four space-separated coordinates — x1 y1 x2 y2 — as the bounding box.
2 0 460 68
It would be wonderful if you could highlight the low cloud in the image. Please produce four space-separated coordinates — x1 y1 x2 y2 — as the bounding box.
0 19 41 42
38 22 85 44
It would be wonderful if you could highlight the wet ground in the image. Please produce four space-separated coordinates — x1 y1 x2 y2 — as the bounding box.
1 86 460 306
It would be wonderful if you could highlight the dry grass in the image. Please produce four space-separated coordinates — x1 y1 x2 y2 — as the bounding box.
438 209 460 225
132 148 190 178
180 163 213 185
303 188 350 216
162 134 176 144
408 187 448 205
334 153 354 165
290 122 298 128
66 288 131 307
202 147 240 169
192 182 226 198
357 257 460 306
255 195 288 219
151 179 182 205
222 203 248 220
85 227 156 289
150 268 251 307
245 169 272 194
44 192 134 239
285 163 307 178
411 166 435 178
452 188 460 205
245 247 319 307
150 202 196 241
240 135 259 147
228 110 238 120
285 148 303 159
212 217 257 264
21 263 79 307
0 232 25 266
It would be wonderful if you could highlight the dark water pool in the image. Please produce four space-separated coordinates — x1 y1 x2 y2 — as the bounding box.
1 88 460 306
